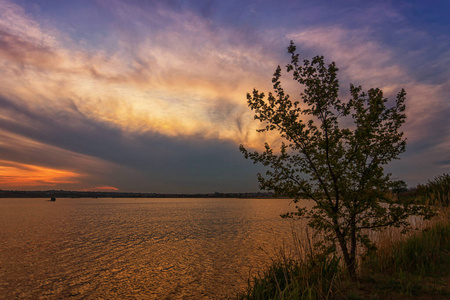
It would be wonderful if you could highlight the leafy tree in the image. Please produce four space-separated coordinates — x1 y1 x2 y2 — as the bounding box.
391 180 408 194
391 180 408 201
240 41 432 279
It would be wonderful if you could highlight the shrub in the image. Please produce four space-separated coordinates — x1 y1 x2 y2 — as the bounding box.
416 173 450 207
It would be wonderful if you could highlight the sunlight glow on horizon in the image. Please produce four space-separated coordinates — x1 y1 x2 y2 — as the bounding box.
0 160 82 187
80 186 119 192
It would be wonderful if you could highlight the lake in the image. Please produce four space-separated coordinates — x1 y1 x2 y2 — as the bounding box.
0 198 303 299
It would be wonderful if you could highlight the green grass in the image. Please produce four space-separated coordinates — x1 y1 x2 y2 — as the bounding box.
352 220 450 299
362 222 449 276
236 251 341 300
236 215 449 299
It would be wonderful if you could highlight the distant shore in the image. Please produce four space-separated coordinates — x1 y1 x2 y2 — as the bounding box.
0 190 275 199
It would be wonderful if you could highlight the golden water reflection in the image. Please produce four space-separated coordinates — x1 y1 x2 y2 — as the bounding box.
0 198 305 299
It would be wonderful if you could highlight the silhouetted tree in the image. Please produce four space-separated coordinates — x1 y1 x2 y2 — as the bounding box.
240 41 432 279
391 180 408 194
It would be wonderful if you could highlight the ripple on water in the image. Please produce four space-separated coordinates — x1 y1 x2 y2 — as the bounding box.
0 197 302 299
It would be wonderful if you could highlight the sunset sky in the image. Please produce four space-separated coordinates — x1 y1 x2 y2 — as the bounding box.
0 0 449 193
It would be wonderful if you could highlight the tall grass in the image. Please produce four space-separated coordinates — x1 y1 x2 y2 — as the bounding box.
236 253 341 299
355 209 450 298
415 173 450 207
236 228 342 300
362 221 449 276
236 209 449 299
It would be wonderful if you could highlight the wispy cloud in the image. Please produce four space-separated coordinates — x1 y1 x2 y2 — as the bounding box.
0 0 448 190
0 0 276 148
0 128 127 190
287 24 449 182
288 26 450 145
0 159 81 187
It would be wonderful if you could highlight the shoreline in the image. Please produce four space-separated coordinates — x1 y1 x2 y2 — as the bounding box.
0 190 275 199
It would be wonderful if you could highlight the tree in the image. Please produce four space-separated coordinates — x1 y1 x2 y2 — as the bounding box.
391 179 408 201
240 41 431 280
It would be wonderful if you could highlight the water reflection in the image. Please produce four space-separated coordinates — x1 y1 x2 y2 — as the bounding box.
0 198 299 299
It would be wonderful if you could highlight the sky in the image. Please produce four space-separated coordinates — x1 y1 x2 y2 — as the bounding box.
0 0 449 193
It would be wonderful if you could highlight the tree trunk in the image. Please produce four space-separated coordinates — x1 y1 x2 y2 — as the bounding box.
348 214 358 281
347 256 357 281
334 227 357 280
335 220 358 281
348 235 357 279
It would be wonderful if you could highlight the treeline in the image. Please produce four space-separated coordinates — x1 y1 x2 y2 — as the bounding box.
0 190 274 199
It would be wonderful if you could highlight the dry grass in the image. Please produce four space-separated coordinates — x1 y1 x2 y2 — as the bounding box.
236 209 450 299
346 208 450 299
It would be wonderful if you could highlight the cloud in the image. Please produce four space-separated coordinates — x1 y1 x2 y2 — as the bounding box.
290 27 448 140
287 25 450 184
0 159 81 188
81 186 119 192
0 92 263 193
0 0 58 46
1 0 448 191
0 0 278 149
0 125 131 191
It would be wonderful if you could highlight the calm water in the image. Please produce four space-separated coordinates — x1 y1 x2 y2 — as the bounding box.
0 198 301 299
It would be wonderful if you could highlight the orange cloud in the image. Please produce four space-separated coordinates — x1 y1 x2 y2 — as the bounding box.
81 186 119 191
0 160 82 187
0 0 272 147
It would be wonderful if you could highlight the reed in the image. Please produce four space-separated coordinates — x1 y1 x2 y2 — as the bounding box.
236 228 342 300
362 220 449 276
354 209 450 298
415 173 450 207
236 209 449 299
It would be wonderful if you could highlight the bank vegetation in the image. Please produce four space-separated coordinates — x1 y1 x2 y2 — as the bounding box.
236 174 450 299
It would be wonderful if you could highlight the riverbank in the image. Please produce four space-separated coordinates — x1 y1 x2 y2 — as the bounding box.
236 209 449 299
0 189 274 199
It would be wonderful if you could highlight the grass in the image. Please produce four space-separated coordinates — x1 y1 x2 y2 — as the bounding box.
236 228 342 300
351 215 450 299
235 210 450 299
236 247 342 299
